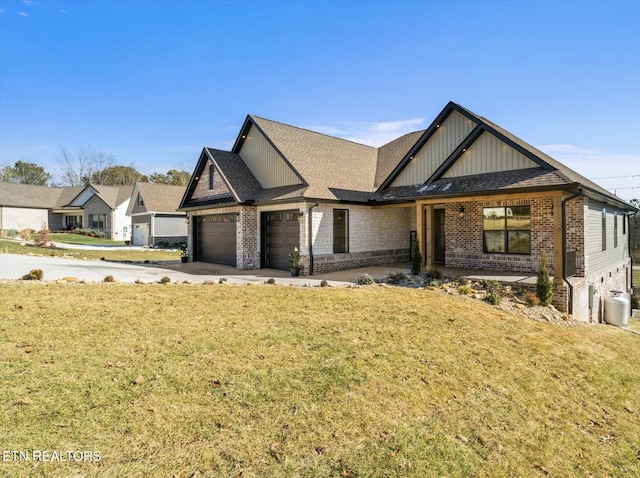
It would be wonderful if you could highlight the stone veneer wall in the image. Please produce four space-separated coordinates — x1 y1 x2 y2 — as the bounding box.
446 197 555 274
152 236 187 248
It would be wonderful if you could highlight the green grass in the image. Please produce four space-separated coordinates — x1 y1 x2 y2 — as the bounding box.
49 233 125 246
1 283 639 477
0 238 177 262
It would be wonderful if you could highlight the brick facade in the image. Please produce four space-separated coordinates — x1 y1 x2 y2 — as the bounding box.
236 206 259 269
446 197 555 274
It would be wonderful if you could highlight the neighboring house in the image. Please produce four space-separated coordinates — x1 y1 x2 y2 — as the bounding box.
0 182 133 241
126 182 187 247
53 184 134 241
0 183 82 231
179 101 637 321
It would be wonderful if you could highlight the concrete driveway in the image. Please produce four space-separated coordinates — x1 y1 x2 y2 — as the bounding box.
0 253 406 286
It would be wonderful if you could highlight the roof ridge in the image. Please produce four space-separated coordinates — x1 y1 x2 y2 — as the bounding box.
250 114 378 150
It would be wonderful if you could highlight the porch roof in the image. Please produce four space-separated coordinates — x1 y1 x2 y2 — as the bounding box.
372 168 575 202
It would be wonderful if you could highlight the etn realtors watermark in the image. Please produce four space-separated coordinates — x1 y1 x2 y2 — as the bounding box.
2 450 101 462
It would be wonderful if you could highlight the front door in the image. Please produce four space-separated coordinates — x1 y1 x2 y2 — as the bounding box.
434 209 445 263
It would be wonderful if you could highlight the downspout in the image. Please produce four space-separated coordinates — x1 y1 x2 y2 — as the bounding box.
308 202 319 275
562 190 583 315
628 211 635 316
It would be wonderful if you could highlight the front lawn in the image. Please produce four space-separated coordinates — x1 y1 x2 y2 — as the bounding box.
1 283 638 477
49 232 125 246
0 239 178 262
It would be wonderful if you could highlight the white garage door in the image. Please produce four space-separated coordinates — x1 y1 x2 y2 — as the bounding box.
133 223 149 246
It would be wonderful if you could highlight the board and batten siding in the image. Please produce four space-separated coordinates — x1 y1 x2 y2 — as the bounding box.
154 216 187 237
391 110 476 187
239 125 302 189
585 200 629 276
443 132 539 178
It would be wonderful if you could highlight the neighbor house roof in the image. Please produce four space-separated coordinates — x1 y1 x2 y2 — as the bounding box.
90 185 134 209
0 183 66 208
130 182 187 213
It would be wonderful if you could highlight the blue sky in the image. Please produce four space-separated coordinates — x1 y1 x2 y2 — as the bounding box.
1 0 638 200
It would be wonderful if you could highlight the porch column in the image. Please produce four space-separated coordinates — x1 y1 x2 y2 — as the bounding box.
424 204 434 269
553 194 564 285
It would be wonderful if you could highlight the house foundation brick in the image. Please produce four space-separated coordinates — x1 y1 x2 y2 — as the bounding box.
310 248 410 275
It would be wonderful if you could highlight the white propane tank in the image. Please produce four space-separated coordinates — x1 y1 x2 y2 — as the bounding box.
604 291 630 327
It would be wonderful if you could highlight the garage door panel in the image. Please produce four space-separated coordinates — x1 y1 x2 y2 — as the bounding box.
196 214 236 266
264 210 299 270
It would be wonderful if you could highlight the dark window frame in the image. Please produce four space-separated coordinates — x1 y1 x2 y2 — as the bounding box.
209 164 215 190
482 205 531 255
90 214 107 229
333 209 349 254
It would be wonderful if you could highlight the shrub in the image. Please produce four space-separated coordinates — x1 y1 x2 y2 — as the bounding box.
631 294 640 310
104 275 116 283
218 277 227 284
386 272 407 284
481 279 501 293
425 278 441 288
457 285 472 295
160 276 171 284
5 229 18 237
411 238 422 275
485 291 502 305
266 278 276 285
18 229 34 240
28 269 43 280
34 226 51 247
525 291 541 306
457 276 470 286
536 250 553 306
425 269 442 280
356 273 376 286
320 280 329 287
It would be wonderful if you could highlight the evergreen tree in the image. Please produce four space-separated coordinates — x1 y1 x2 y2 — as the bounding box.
536 250 553 306
411 238 423 275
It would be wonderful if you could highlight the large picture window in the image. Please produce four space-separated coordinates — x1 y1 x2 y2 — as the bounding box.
483 206 530 254
333 209 349 253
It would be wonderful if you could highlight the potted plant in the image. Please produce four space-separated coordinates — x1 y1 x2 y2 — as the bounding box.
179 243 189 263
289 246 301 276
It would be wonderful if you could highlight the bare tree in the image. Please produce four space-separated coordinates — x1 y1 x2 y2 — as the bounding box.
58 147 116 186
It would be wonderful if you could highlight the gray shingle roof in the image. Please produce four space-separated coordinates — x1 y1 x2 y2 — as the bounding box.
182 102 635 211
250 115 379 199
374 168 573 202
91 185 134 209
205 148 263 202
135 182 187 213
0 183 65 208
